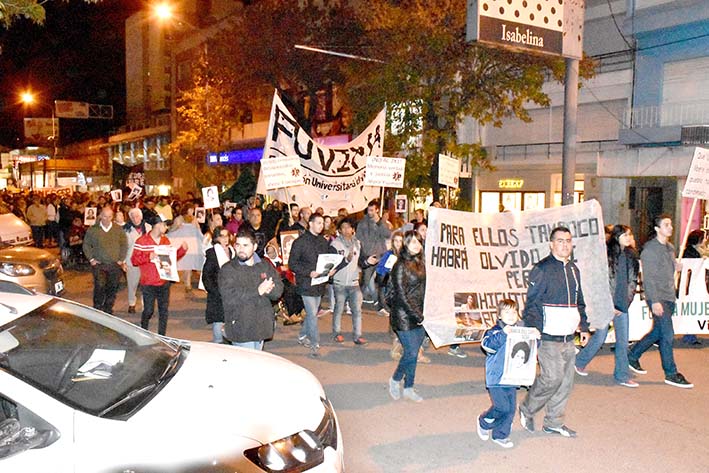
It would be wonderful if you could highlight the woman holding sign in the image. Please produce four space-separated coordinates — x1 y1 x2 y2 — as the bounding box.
388 231 427 402
574 225 639 387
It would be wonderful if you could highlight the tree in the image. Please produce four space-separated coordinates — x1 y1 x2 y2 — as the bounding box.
169 55 243 192
210 0 362 126
0 0 100 28
343 0 595 204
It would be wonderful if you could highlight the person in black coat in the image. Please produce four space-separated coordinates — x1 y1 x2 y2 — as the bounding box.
202 226 234 343
388 230 427 403
219 227 283 350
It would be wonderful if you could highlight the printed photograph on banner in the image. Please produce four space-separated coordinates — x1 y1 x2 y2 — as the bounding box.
110 189 122 202
126 185 143 201
154 246 179 282
202 186 220 209
395 195 408 213
499 327 538 386
453 292 495 342
280 231 299 266
84 207 97 226
195 207 206 224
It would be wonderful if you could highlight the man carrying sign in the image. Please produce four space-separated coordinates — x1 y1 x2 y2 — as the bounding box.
518 226 590 438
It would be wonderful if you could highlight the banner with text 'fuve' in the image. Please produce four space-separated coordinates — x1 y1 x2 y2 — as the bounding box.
423 200 614 347
257 91 386 215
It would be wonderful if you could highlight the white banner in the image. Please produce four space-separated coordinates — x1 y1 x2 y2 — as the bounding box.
621 258 709 340
438 153 460 189
363 156 406 188
257 91 385 214
423 200 613 347
261 155 305 190
682 146 709 200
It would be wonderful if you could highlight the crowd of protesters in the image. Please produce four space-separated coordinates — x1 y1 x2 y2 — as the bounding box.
3 186 707 449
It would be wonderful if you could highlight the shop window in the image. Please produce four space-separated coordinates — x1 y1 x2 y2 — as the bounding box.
479 191 546 213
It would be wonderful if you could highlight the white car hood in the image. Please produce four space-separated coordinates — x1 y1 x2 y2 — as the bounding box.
129 342 327 443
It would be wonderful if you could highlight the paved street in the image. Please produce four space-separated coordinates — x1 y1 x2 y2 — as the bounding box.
62 268 709 472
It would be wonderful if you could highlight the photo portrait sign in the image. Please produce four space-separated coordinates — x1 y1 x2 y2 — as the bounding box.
438 154 460 189
363 156 406 188
84 207 97 226
110 189 122 202
257 90 385 215
395 195 408 213
499 326 539 387
154 245 179 282
682 147 709 200
202 186 220 209
261 155 305 190
280 230 299 267
422 200 613 347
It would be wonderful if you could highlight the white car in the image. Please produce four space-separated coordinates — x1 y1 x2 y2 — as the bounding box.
0 283 344 472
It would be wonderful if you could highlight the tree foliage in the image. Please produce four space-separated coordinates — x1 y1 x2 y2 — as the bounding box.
343 0 595 201
169 54 241 190
0 0 100 28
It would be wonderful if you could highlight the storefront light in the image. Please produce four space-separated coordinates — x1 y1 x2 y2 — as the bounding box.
157 185 171 196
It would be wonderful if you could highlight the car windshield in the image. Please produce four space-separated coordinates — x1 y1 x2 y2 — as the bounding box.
0 299 185 419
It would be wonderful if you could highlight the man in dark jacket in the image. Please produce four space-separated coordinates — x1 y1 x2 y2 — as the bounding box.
219 227 283 350
288 213 344 357
518 226 589 439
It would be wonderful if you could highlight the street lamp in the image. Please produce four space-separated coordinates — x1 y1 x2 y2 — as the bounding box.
20 90 59 188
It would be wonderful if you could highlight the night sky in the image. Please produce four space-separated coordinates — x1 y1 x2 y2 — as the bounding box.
0 0 143 149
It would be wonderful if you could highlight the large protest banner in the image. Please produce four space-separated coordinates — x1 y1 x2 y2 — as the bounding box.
622 258 709 340
257 91 386 215
423 200 614 347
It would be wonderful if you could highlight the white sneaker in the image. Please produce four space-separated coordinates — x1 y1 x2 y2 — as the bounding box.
476 415 490 441
492 437 514 448
378 308 390 317
402 387 423 402
388 378 401 400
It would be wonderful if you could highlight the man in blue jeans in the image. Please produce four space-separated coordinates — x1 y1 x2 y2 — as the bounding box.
329 218 377 345
628 214 693 388
288 213 345 357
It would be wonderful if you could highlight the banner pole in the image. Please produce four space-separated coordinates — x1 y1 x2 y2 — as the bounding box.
447 186 450 209
380 186 385 218
678 198 699 260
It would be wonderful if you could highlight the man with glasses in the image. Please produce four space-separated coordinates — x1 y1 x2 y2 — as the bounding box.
518 226 590 438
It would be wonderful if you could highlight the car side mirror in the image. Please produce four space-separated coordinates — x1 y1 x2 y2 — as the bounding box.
0 419 59 460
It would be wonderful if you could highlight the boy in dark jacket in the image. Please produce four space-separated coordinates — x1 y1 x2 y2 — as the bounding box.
477 299 539 448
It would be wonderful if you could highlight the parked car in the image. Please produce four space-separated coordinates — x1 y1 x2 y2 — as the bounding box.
0 283 344 473
0 213 33 245
0 242 64 295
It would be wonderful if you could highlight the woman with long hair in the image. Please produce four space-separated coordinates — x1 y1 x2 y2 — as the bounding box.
388 230 427 402
574 224 639 387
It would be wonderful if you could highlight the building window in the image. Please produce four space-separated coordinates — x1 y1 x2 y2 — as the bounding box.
479 191 546 213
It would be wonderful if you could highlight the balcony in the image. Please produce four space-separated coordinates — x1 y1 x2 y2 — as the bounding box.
491 140 623 163
619 100 709 146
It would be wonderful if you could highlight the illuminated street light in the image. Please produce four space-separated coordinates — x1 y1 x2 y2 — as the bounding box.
20 90 59 188
153 2 174 22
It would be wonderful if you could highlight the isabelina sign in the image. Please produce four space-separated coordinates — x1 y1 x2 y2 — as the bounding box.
466 0 585 59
